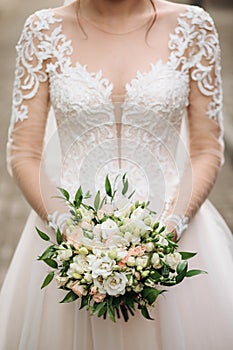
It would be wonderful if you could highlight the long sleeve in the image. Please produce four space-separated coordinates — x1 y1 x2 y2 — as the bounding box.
165 9 224 236
7 12 69 228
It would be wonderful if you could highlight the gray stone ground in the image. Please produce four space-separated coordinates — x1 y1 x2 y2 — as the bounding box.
0 1 232 287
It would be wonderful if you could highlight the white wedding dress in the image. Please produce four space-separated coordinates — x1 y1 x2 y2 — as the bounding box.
1 2 233 349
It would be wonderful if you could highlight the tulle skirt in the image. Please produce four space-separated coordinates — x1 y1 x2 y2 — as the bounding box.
1 200 233 350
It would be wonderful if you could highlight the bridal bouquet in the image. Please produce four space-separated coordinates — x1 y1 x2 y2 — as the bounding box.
37 174 206 322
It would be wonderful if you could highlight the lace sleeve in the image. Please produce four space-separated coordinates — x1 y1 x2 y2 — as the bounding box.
6 11 69 228
165 8 224 237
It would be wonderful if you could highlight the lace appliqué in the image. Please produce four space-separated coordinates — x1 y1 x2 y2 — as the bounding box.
9 9 72 134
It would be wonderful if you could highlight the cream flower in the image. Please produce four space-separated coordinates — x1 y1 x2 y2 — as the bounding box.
151 253 162 269
103 272 127 296
91 256 116 278
55 275 69 287
57 248 73 261
101 219 120 240
165 253 182 270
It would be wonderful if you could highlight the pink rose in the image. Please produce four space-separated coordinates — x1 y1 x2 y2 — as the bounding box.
71 282 87 297
93 293 106 303
90 286 98 295
128 246 145 256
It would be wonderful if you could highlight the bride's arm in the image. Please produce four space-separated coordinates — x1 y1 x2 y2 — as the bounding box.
7 13 69 230
165 9 224 238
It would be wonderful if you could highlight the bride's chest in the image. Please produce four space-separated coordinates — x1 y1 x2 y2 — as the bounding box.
48 60 189 125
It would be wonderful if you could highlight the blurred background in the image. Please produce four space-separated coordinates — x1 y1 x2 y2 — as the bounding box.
0 0 232 287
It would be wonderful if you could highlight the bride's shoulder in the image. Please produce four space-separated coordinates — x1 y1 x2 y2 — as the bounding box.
21 2 75 31
159 1 212 24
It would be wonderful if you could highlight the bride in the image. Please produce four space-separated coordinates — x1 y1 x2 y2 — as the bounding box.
1 0 233 349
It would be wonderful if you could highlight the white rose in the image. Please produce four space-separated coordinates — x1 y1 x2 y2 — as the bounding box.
73 255 90 272
91 256 116 278
101 219 120 240
103 272 127 296
106 234 128 249
135 255 148 268
151 253 162 269
165 253 182 270
93 276 106 294
57 248 73 261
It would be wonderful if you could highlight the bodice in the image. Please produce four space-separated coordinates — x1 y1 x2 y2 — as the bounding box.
8 4 223 220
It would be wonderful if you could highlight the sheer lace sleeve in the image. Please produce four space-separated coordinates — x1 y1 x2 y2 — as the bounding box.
6 11 69 229
166 8 224 237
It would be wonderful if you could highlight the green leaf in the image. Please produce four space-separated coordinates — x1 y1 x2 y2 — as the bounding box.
57 187 70 201
74 186 83 207
92 302 106 315
177 260 188 274
44 258 58 269
99 195 107 210
186 269 207 277
37 245 56 260
141 306 154 320
98 304 107 318
36 227 50 241
107 300 116 322
94 190 101 211
105 175 112 197
176 261 188 284
60 290 79 303
122 178 128 195
79 295 90 309
128 189 136 200
142 287 165 305
180 252 197 260
41 271 54 289
150 270 161 282
56 228 63 245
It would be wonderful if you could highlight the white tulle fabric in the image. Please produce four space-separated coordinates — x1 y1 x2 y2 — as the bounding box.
1 3 233 349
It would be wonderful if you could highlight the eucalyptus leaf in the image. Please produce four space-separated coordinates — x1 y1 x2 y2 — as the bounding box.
41 271 54 289
36 227 50 241
60 290 79 303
